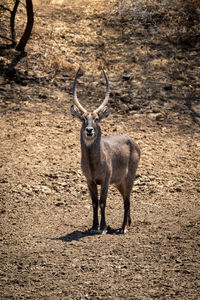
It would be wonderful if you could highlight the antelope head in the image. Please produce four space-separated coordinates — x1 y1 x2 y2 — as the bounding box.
70 68 110 144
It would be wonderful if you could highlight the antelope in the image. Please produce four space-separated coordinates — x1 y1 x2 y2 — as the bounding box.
70 68 140 234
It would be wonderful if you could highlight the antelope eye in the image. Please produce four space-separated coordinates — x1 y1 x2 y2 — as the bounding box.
82 116 87 123
94 117 99 122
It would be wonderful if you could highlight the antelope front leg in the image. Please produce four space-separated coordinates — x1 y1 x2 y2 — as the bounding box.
99 178 109 233
87 180 98 233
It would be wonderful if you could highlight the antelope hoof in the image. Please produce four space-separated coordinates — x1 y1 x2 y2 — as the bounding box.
120 228 128 234
100 229 107 235
90 228 99 235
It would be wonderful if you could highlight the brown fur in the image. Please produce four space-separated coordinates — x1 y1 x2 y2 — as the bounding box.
71 106 140 234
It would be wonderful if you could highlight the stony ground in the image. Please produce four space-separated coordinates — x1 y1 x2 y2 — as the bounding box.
0 0 200 299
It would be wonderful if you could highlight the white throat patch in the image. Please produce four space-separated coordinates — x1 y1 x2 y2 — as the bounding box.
83 136 95 147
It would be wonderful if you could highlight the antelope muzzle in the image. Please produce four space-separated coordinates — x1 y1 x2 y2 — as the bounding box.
86 126 94 137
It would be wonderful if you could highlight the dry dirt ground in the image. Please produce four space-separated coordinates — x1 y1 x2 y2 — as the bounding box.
0 0 200 299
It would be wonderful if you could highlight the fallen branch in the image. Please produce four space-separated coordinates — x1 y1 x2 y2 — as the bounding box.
0 4 11 12
0 34 15 43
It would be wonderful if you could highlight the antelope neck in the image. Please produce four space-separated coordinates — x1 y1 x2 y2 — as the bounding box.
81 127 102 167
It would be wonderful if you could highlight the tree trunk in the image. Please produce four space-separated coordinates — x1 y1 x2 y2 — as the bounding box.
16 0 34 52
10 0 20 47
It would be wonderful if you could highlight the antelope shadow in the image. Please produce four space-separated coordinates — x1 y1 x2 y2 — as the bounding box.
52 227 121 243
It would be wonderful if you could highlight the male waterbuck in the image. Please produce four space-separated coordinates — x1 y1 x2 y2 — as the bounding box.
70 68 140 234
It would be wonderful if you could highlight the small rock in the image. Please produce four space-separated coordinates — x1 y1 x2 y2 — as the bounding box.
119 103 129 112
41 185 51 194
148 112 164 121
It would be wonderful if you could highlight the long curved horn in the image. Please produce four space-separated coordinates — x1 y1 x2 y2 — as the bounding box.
93 68 110 114
73 68 87 114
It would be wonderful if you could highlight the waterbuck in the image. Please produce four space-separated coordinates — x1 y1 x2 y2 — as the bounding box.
70 68 140 234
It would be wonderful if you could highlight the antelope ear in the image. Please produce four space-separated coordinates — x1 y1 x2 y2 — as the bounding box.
70 105 82 120
98 106 110 121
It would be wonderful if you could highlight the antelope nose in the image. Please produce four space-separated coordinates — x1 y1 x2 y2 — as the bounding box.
86 127 93 136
